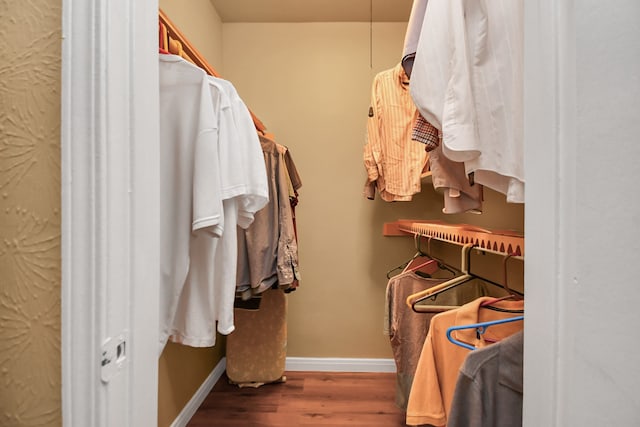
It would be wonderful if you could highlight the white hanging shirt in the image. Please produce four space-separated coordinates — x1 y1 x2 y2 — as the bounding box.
410 0 525 203
158 54 224 353
169 81 228 347
212 78 270 224
209 77 269 335
169 77 269 346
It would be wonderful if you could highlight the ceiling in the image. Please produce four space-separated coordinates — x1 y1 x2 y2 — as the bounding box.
209 0 413 23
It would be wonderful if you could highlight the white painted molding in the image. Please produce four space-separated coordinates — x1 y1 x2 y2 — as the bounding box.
285 357 396 373
523 1 576 426
61 0 159 426
171 358 227 427
61 0 105 424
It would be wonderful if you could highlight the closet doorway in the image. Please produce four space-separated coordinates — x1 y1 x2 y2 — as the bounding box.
61 1 640 426
61 0 160 426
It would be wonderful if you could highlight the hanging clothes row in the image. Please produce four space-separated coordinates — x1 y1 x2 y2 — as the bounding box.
158 51 302 354
384 256 492 410
405 295 524 427
364 0 524 211
383 233 524 427
158 52 266 352
363 58 483 213
363 63 430 202
236 133 302 300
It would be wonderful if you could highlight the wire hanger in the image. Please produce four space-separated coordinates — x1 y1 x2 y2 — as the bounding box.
446 316 524 351
386 234 428 279
386 235 451 279
403 257 439 276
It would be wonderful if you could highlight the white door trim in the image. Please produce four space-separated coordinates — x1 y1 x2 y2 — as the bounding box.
61 1 159 426
523 1 577 426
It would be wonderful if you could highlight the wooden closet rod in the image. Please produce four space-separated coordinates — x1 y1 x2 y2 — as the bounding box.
383 220 525 257
159 8 267 133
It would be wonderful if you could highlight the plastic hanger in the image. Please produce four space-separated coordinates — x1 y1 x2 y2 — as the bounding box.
406 243 475 311
410 245 525 313
159 22 169 53
417 276 523 314
446 316 524 351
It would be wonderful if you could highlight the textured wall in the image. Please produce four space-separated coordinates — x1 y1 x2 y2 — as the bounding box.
0 0 62 426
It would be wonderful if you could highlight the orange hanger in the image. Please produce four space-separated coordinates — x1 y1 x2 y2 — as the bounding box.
159 22 168 51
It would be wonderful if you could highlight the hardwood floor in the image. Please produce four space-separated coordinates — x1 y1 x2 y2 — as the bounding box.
187 371 408 426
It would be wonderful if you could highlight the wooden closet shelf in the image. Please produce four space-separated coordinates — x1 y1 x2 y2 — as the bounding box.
383 219 525 257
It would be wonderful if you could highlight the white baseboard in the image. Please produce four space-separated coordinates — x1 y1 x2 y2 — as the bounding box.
170 357 227 427
285 357 396 373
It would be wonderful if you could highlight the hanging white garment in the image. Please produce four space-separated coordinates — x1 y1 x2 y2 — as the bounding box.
158 54 224 353
410 0 525 203
169 76 269 346
209 77 269 335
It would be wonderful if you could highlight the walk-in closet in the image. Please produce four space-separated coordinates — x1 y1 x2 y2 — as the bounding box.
150 1 640 426
154 0 529 424
6 0 631 426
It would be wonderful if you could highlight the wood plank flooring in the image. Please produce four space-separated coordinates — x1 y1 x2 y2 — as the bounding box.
187 371 409 426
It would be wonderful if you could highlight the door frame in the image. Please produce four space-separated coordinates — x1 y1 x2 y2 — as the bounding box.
58 1 576 426
523 1 576 426
60 0 160 425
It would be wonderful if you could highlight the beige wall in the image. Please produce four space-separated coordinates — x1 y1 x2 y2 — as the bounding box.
222 22 524 358
0 0 62 425
159 0 224 74
158 342 225 427
156 3 228 426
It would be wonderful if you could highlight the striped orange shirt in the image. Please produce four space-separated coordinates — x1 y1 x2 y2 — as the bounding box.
364 63 428 201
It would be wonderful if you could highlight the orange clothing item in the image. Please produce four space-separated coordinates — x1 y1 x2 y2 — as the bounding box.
406 296 524 426
363 63 428 201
